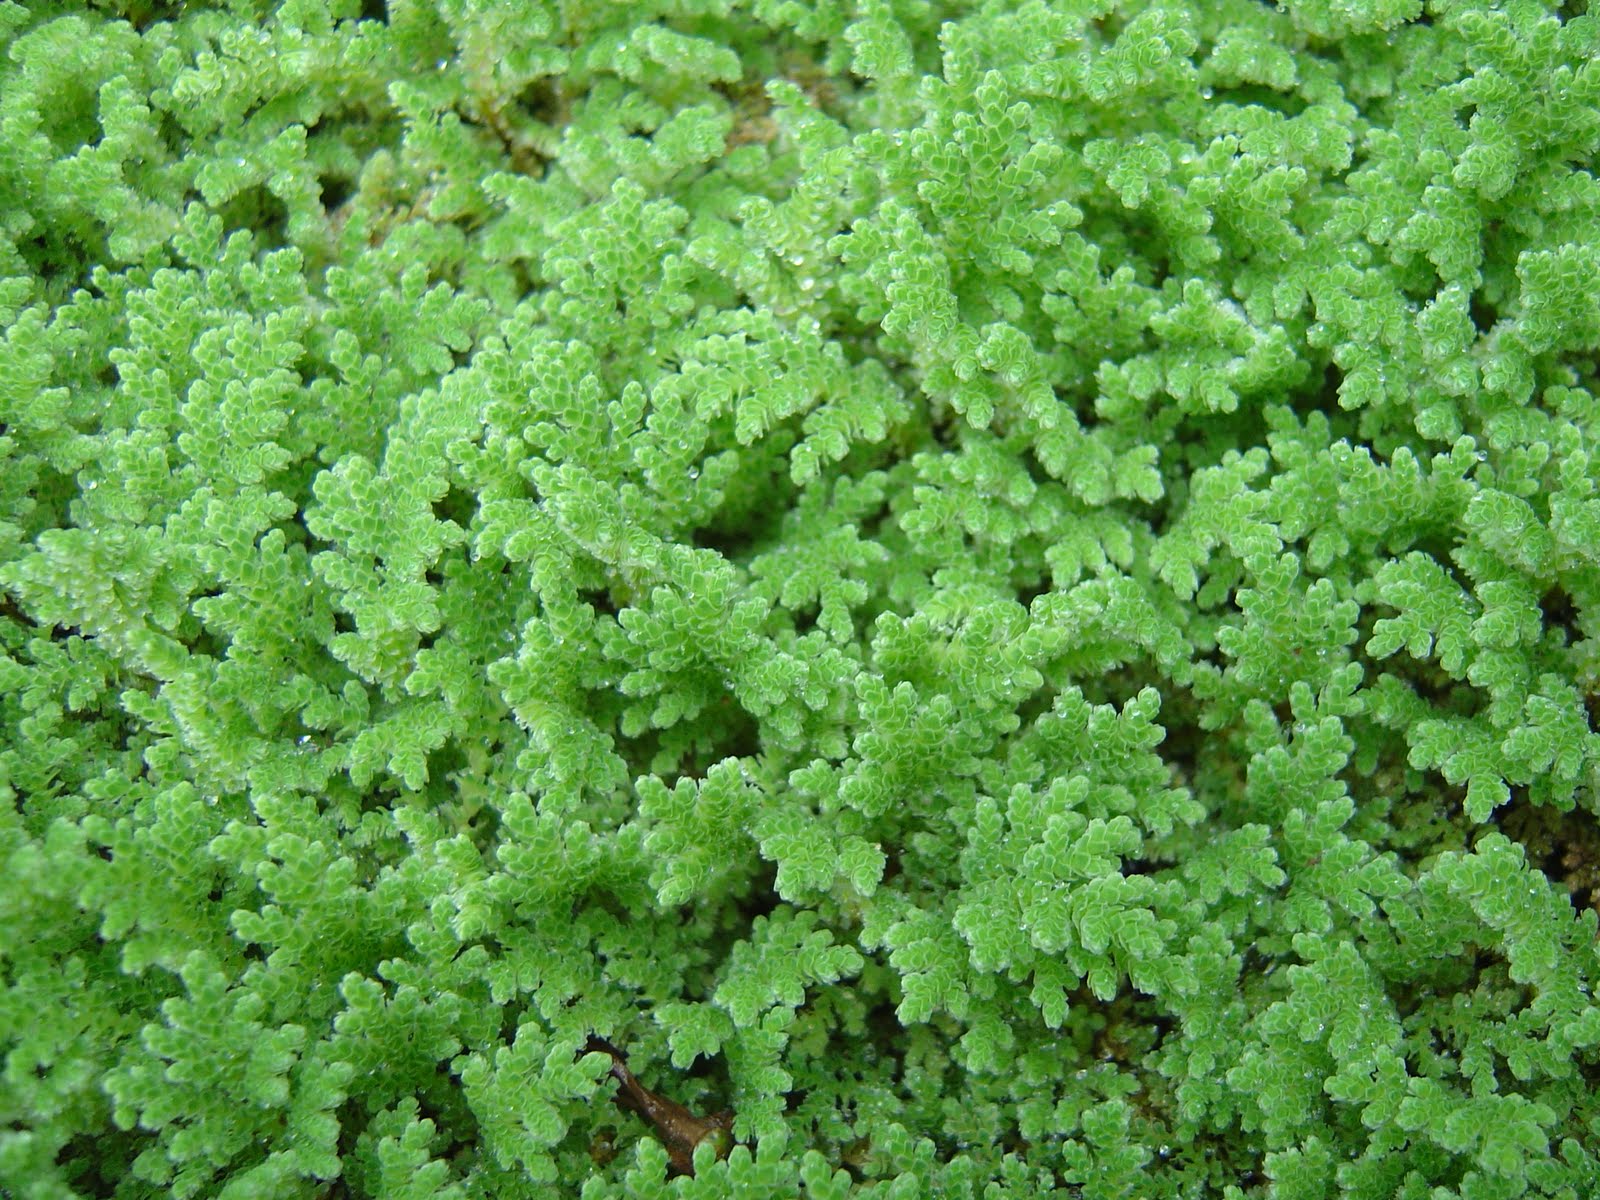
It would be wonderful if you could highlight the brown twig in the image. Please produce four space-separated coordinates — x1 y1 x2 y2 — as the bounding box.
583 1036 735 1177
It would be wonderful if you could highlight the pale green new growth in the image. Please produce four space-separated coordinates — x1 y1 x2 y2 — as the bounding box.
3 0 1600 1198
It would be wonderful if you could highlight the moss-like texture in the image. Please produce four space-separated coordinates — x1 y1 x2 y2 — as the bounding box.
3 1 1599 1196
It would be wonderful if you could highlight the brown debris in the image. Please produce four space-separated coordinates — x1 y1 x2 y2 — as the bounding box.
584 1036 735 1177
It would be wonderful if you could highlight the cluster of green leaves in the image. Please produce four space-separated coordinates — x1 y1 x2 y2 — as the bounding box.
4 0 1600 1197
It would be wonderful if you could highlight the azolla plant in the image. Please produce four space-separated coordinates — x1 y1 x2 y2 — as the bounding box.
2 1 1599 1197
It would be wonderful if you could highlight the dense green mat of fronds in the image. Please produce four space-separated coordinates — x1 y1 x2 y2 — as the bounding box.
4 0 1600 1196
